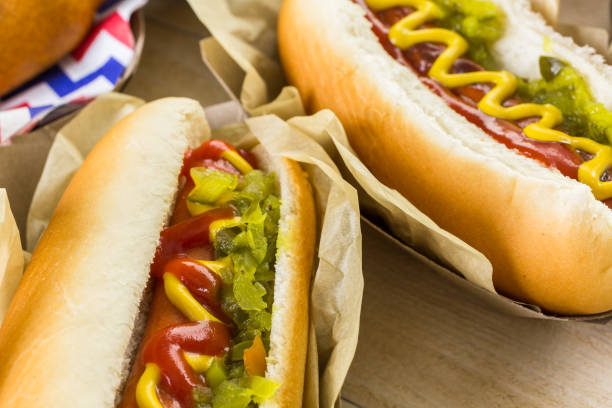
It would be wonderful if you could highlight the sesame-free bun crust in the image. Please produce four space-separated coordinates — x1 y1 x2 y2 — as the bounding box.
0 97 315 407
279 0 612 314
0 0 105 96
254 146 316 408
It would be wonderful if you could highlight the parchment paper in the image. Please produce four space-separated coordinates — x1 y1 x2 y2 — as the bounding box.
0 188 23 323
19 93 362 408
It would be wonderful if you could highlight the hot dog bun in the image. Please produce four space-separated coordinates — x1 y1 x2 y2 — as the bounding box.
0 97 315 407
252 145 315 408
279 0 612 314
0 0 104 96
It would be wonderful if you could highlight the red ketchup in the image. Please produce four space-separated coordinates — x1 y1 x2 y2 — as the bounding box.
172 140 256 223
144 211 235 408
151 207 235 278
162 258 221 309
143 320 230 407
354 1 612 208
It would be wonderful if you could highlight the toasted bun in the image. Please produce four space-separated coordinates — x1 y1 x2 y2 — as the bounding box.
0 0 103 96
279 0 612 314
0 97 315 407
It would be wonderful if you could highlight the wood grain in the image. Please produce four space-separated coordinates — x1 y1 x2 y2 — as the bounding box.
343 221 612 407
145 0 210 37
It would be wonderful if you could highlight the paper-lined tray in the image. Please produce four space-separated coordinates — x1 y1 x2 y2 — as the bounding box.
0 190 23 322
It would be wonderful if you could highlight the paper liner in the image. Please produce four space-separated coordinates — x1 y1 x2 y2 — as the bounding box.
12 93 361 408
186 0 285 112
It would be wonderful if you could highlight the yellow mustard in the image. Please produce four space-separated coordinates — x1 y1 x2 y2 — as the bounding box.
184 352 214 372
221 149 254 174
366 0 612 200
135 274 221 406
209 217 243 241
136 355 213 407
136 364 163 408
198 257 232 275
137 146 254 407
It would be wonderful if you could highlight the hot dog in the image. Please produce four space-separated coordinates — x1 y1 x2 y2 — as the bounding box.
279 0 612 314
0 98 316 407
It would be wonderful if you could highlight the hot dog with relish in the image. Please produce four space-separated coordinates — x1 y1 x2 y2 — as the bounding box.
0 98 315 408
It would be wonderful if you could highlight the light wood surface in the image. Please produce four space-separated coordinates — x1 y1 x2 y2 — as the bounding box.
344 222 612 407
129 1 612 406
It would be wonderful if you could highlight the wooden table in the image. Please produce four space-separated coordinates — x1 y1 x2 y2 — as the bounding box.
127 1 612 407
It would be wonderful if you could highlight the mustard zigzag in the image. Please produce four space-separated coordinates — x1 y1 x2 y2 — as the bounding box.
367 0 612 200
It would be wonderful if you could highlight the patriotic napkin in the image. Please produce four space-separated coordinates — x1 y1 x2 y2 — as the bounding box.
0 0 147 144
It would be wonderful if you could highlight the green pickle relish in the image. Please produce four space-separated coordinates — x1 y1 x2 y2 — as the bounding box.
518 56 612 145
190 169 281 408
431 0 504 68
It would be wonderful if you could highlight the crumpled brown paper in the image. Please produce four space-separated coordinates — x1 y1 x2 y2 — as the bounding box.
20 93 362 408
186 0 285 112
0 188 23 323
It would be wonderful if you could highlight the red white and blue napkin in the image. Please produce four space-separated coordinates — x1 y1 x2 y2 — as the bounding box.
0 0 147 144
